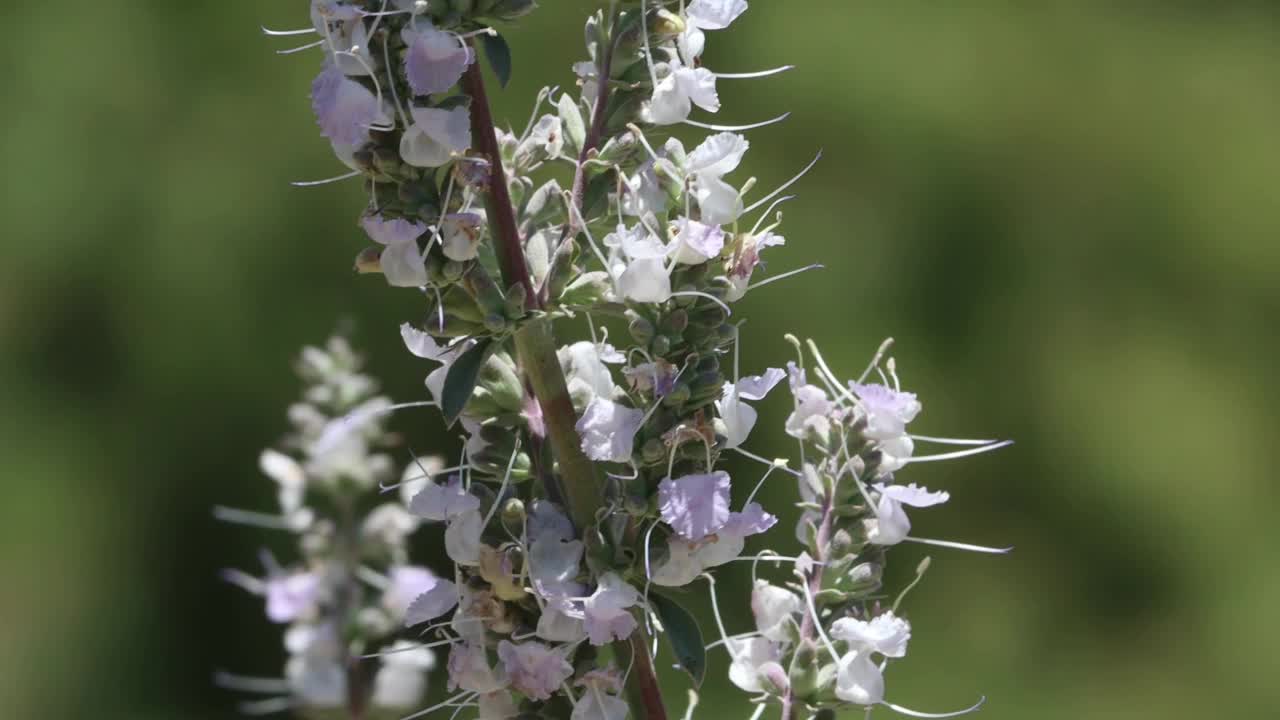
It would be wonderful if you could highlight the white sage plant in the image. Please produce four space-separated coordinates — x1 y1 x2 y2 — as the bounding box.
239 1 1014 719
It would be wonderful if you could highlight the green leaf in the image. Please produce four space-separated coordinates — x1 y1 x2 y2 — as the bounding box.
648 590 707 688
442 337 494 424
479 32 513 88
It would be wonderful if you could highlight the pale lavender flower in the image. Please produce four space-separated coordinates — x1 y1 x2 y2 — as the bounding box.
360 214 429 287
444 508 483 566
659 471 732 541
310 63 389 147
408 476 480 521
785 362 833 439
496 641 573 701
671 217 726 265
404 578 459 625
851 381 922 473
401 24 472 95
582 572 639 645
447 642 508 694
383 565 438 616
265 571 321 623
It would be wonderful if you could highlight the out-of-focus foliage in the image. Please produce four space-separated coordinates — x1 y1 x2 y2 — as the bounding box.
2 2 1277 718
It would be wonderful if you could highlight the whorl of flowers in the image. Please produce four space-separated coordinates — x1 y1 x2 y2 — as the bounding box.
228 2 1015 719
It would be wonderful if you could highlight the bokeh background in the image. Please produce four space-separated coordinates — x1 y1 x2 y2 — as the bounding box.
3 1 1278 718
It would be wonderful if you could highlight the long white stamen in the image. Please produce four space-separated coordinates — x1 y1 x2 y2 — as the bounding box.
682 112 791 132
743 462 780 507
212 507 294 531
214 672 289 693
909 434 1000 446
359 636 460 659
730 447 801 477
219 568 266 594
882 696 986 718
481 439 522 529
669 290 731 315
704 630 762 652
892 557 931 613
715 65 795 79
381 33 410 129
743 151 822 215
745 263 824 293
291 171 361 187
261 27 316 37
400 692 477 720
904 537 1013 554
857 337 895 384
749 194 794 235
702 574 739 664
378 463 468 493
238 697 294 715
799 573 840 663
906 441 1013 464
276 39 325 55
746 702 768 720
638 0 660 88
804 339 849 401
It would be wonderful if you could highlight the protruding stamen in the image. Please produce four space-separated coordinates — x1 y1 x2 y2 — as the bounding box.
399 691 477 720
213 506 294 530
291 171 361 187
214 671 289 694
682 112 791 133
261 27 316 37
730 447 801 477
906 440 1014 464
715 65 796 79
857 337 895 384
892 556 931 613
238 697 294 715
910 434 1000 446
743 150 822 215
745 263 824 293
882 696 986 718
276 40 326 55
749 194 795 235
904 537 1013 554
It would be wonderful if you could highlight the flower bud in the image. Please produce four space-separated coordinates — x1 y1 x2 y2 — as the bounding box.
354 247 383 274
628 315 656 345
652 9 686 38
501 497 526 525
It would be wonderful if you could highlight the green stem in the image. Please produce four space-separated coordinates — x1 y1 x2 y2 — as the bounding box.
461 45 668 720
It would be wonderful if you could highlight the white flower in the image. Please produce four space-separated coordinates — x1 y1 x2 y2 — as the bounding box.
371 641 436 708
644 61 719 125
675 133 749 224
686 0 749 30
724 230 785 302
834 649 884 706
362 503 419 547
831 611 912 658
400 106 471 167
258 449 313 530
444 508 484 566
716 367 785 448
559 341 619 408
750 580 800 643
287 654 347 707
726 636 782 693
440 212 485 262
383 565 438 616
785 363 833 439
863 483 950 546
575 397 645 462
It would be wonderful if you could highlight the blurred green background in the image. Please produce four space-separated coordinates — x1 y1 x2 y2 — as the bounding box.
3 1 1278 718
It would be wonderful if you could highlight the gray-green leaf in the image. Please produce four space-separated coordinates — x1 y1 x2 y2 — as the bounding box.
480 32 513 88
648 590 707 688
442 337 494 424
